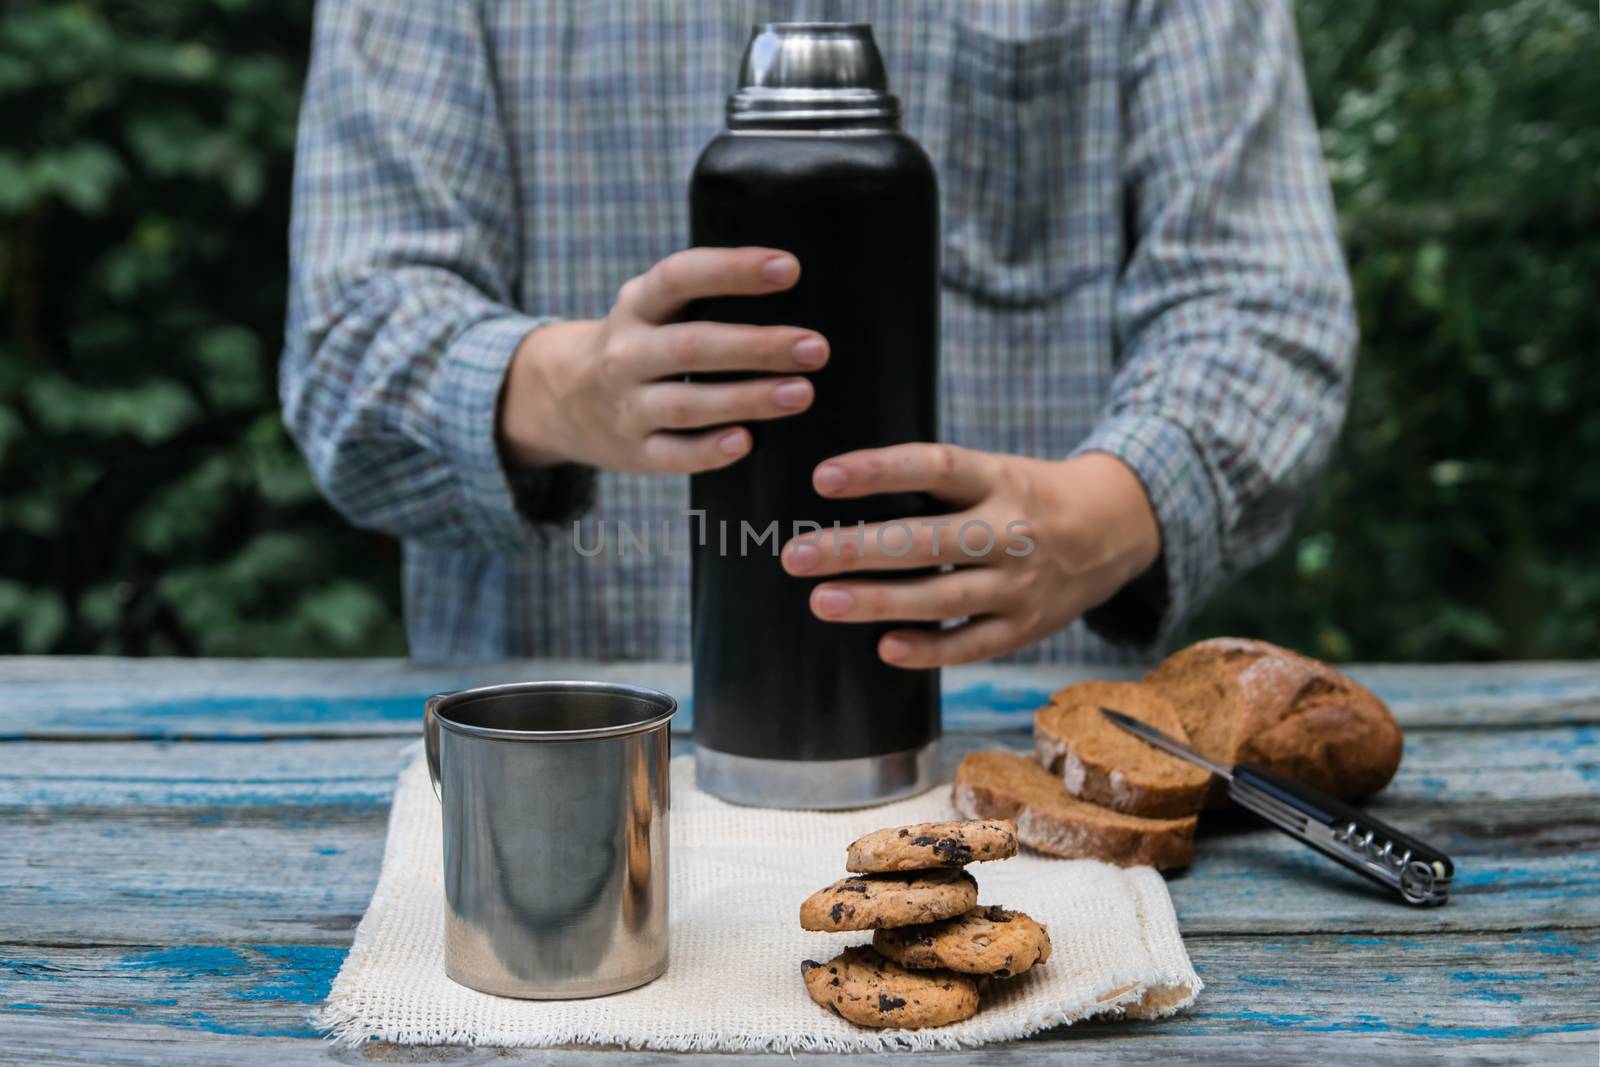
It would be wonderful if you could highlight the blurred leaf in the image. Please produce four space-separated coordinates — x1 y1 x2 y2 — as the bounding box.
1436 606 1508 651
32 143 126 214
294 581 389 647
131 453 233 553
78 583 122 630
1295 533 1334 577
0 152 35 213
0 403 23 462
0 492 62 536
1409 240 1448 310
25 375 200 444
193 324 264 409
0 54 32 94
0 581 67 652
246 415 319 505
126 112 216 177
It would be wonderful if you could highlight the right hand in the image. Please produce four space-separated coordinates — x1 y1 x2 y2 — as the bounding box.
498 247 827 474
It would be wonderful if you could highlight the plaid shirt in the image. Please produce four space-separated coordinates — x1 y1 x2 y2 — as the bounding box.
282 0 1355 664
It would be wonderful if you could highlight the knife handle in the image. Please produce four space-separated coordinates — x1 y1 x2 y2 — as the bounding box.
1228 764 1454 907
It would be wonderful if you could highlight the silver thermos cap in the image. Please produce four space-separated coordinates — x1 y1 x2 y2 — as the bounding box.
728 22 900 125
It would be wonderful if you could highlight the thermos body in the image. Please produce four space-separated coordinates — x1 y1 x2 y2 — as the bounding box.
688 24 941 808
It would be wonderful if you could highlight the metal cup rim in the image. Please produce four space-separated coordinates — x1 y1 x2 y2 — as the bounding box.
751 20 873 32
427 680 678 743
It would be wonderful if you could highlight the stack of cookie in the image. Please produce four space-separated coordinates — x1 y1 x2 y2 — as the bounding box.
798 819 1052 1030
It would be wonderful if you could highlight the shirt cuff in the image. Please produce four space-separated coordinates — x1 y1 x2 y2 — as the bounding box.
434 313 558 553
1071 413 1224 647
505 461 598 524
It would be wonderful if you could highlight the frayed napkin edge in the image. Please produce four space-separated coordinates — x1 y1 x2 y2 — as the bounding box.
315 972 1197 1053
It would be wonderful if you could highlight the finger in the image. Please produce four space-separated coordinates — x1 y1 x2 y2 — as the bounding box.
809 569 1012 624
639 377 815 431
638 322 828 379
782 513 1017 576
879 616 1026 669
639 426 751 474
812 443 995 508
622 247 799 323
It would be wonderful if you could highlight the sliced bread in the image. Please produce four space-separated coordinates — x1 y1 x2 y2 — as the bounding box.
952 751 1196 870
1146 637 1403 805
1035 680 1211 817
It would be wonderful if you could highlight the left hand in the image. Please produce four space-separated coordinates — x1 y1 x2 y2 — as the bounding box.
779 445 1162 668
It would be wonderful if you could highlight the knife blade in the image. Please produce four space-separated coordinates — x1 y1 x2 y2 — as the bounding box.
1098 707 1235 780
1099 706 1453 907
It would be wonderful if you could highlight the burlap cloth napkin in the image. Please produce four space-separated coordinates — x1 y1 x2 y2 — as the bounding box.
317 749 1201 1052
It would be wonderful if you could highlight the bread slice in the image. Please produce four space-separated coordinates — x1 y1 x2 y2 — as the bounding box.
1146 637 1402 806
952 751 1196 870
1034 680 1210 817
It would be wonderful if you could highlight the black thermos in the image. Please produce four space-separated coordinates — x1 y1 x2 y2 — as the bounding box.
688 23 940 807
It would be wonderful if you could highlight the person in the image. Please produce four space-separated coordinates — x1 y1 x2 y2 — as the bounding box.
281 1 1355 666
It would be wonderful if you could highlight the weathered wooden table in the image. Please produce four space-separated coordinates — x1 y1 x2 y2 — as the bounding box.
1 657 1596 1064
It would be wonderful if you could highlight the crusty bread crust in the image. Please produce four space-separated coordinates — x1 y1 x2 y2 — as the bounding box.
1146 638 1403 806
1035 680 1211 817
952 752 1196 870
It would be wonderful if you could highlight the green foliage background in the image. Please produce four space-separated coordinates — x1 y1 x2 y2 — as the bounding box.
1 0 1595 660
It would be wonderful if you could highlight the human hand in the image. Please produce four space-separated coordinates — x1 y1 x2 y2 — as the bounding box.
779 447 1162 667
498 247 827 473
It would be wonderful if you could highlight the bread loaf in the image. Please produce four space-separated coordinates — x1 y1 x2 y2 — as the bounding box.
952 751 1196 870
1035 681 1211 817
1145 637 1402 805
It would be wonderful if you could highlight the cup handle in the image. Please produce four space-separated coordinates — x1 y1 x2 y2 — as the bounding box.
424 693 450 801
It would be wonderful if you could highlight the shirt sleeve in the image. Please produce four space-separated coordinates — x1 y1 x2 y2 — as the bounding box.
280 0 564 552
1074 0 1357 646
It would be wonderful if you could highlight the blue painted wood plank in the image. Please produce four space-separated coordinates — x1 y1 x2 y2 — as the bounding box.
1 723 1595 809
7 812 1591 945
1 658 1597 739
0 1021 1593 1066
1 730 1595 945
3 931 1594 1046
0 660 1096 738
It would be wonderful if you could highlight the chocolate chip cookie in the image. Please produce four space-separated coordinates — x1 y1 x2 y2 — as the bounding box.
801 946 980 1029
799 870 978 932
873 905 1052 978
845 819 1018 873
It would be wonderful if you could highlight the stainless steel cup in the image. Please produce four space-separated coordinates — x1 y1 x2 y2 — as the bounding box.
423 681 676 999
